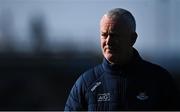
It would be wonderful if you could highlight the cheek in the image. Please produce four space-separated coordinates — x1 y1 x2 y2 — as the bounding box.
116 38 130 46
100 39 106 48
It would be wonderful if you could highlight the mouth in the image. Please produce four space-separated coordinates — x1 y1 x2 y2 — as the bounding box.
105 46 116 53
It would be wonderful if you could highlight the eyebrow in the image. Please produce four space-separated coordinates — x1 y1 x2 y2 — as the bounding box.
101 31 118 35
101 31 107 34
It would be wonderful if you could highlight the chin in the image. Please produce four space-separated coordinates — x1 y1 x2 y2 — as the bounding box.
104 53 114 63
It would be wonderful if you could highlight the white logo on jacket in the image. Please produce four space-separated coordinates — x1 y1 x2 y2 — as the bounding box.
136 92 149 100
91 82 101 92
97 93 110 101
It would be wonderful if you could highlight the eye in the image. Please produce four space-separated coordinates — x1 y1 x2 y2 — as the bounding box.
109 33 115 37
101 33 108 38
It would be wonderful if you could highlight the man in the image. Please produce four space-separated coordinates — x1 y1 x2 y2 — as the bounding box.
64 8 179 111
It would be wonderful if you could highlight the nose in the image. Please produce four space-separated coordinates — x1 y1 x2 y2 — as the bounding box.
106 35 113 46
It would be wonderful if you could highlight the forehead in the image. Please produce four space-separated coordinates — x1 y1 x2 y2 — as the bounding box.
100 15 124 32
101 16 119 26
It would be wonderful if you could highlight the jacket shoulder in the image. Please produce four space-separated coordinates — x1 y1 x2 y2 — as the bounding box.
64 64 104 110
140 59 172 78
81 64 104 88
68 64 104 97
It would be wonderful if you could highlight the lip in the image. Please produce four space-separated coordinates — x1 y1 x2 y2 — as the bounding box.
105 46 116 51
105 48 116 53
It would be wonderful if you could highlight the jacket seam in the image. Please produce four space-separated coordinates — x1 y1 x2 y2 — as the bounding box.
65 104 73 110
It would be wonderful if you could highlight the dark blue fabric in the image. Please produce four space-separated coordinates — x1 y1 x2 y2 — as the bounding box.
64 49 180 111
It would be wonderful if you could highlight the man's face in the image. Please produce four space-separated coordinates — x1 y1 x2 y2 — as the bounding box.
100 15 135 64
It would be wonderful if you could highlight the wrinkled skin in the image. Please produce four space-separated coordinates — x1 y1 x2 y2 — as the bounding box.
100 15 137 65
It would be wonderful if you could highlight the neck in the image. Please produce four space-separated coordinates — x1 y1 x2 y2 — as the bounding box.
108 48 134 66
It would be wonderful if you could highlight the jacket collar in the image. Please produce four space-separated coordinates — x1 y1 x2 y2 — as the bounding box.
101 48 143 74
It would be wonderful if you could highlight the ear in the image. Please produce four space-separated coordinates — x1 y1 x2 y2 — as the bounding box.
130 32 137 46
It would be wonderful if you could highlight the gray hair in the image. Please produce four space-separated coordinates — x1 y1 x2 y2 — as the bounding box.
105 8 136 32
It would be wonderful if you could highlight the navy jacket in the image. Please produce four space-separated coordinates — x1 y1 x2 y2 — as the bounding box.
65 49 179 111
